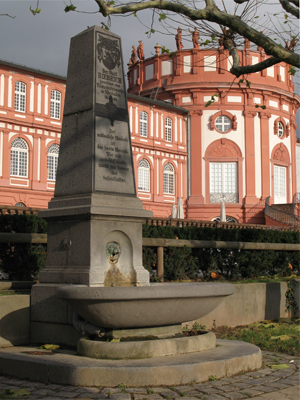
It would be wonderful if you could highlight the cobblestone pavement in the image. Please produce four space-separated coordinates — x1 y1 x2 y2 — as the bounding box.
0 352 298 400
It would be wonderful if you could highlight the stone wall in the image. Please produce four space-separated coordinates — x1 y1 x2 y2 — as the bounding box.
1 281 299 347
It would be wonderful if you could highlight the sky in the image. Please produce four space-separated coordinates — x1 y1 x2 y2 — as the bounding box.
1 0 299 135
0 0 177 77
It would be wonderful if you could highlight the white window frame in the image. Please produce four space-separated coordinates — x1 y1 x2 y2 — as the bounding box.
140 111 148 137
10 138 28 178
210 162 238 203
14 81 26 113
50 90 61 120
163 163 175 195
47 144 59 181
278 122 284 138
138 159 150 192
274 165 286 204
165 117 172 142
215 116 231 132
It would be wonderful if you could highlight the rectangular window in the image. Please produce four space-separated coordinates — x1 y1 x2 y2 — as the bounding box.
140 112 148 137
50 90 61 119
10 150 28 177
274 165 286 204
165 118 172 142
210 162 238 203
14 82 26 112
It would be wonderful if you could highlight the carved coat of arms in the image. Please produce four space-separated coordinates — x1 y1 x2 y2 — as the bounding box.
97 34 121 70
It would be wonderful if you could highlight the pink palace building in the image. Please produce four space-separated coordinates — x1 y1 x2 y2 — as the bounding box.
0 38 299 225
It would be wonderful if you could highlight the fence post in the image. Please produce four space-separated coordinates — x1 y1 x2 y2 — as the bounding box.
157 246 164 282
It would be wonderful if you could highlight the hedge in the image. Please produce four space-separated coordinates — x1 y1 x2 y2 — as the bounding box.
0 214 47 281
142 225 300 281
0 214 299 281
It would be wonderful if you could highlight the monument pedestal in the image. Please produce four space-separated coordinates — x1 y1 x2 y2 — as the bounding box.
39 194 151 287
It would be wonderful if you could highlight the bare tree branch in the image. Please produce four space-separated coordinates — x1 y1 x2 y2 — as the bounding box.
279 0 300 18
94 0 300 69
289 0 299 6
233 0 250 4
0 13 16 18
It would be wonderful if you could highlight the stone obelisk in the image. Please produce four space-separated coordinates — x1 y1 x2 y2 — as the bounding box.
38 26 152 287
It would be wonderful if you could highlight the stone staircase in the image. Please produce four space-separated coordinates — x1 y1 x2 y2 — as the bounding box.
265 196 300 228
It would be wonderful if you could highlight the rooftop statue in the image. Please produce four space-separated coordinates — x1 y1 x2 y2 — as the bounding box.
137 40 145 61
175 27 184 51
130 45 137 64
189 28 199 49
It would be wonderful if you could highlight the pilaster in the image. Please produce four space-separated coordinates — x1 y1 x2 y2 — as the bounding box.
243 110 258 204
259 111 271 199
188 110 204 205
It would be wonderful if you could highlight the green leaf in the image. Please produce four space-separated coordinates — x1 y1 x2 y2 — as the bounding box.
145 31 149 34
151 29 155 34
261 105 266 109
254 16 259 18
161 46 170 54
246 80 251 88
205 101 212 108
101 22 110 30
64 4 76 12
110 0 115 4
270 364 289 369
239 79 244 83
29 6 41 15
133 11 137 17
255 105 259 108
111 338 120 342
288 66 296 76
41 344 60 350
211 34 216 41
159 13 166 22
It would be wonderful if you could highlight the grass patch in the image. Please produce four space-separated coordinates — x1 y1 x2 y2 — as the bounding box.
214 319 300 356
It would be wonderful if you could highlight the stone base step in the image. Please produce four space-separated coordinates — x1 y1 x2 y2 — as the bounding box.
0 339 261 387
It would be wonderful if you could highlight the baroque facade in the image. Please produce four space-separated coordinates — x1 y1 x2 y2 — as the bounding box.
0 37 299 224
127 40 299 223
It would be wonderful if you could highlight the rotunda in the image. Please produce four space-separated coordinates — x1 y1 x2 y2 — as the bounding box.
127 36 299 224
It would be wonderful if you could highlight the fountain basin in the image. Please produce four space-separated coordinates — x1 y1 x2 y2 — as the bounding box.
56 282 235 329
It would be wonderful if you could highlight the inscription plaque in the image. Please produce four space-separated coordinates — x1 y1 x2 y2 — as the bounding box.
96 31 126 109
94 30 135 195
95 117 135 194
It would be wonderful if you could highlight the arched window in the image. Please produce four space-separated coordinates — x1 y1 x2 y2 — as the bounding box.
50 90 61 119
138 159 150 192
165 118 172 142
15 202 26 207
10 138 28 177
47 144 59 180
212 216 237 223
140 112 148 137
14 82 26 112
163 163 175 194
